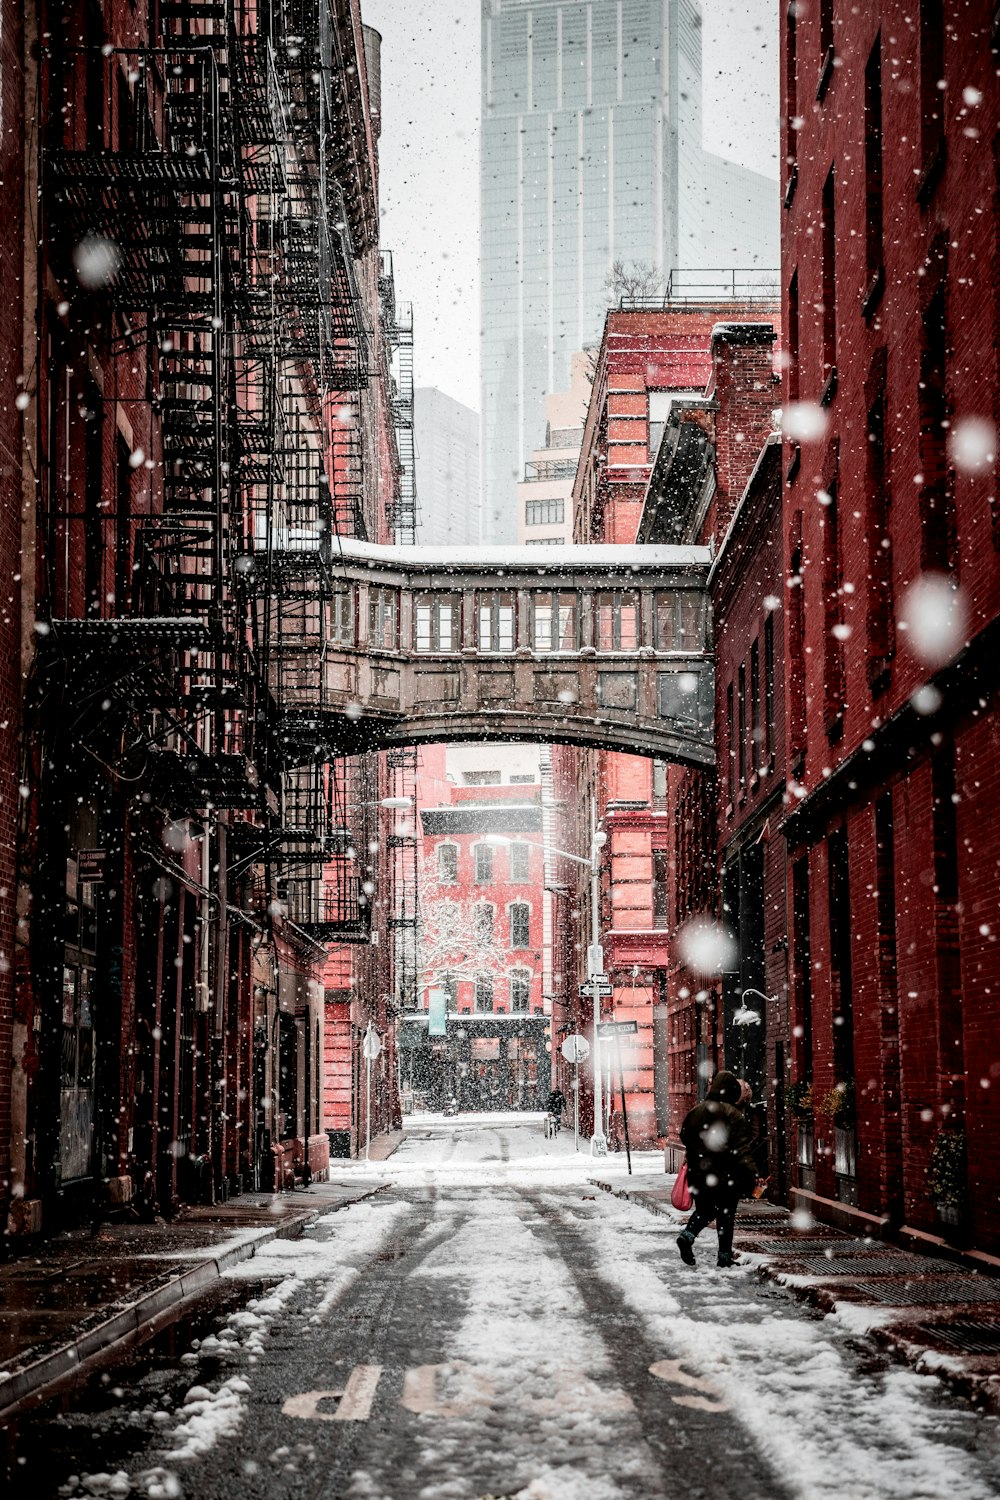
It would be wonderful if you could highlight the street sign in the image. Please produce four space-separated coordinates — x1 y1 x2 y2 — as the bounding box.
362 1025 382 1061
581 974 613 999
596 1020 638 1038
427 988 448 1037
561 1033 590 1063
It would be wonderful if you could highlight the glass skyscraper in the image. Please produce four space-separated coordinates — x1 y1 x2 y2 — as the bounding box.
480 0 778 541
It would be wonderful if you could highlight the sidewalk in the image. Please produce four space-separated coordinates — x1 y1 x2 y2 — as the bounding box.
0 1178 386 1422
592 1176 1000 1411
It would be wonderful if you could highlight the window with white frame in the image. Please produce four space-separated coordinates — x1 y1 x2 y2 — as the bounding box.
509 842 530 881
477 592 516 652
414 593 460 652
331 587 354 645
473 844 494 884
510 970 531 1013
368 587 398 650
474 972 494 1012
655 590 707 652
509 901 530 948
532 591 577 652
437 843 458 884
596 590 640 651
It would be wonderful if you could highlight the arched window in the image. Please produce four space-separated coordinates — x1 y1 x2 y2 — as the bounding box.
473 903 495 946
510 970 531 1013
473 844 494 884
509 902 530 948
474 973 494 1012
437 843 458 884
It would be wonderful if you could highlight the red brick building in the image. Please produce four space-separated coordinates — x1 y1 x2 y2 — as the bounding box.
553 301 778 1147
401 743 550 1112
779 0 1000 1248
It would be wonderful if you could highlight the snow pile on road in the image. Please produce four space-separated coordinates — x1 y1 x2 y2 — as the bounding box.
577 1192 997 1500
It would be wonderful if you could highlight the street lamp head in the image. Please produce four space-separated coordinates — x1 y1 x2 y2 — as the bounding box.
380 796 413 809
592 830 608 849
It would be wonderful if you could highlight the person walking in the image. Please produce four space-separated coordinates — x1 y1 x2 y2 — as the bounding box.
676 1069 758 1269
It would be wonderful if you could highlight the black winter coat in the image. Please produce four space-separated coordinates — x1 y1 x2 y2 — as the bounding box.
680 1098 758 1200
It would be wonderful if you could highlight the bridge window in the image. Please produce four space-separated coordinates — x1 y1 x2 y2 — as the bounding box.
655 591 706 652
657 668 714 731
532 592 577 652
509 842 530 881
509 902 530 948
437 843 458 884
510 970 531 1013
475 973 494 1012
525 498 565 526
477 592 516 652
415 594 460 652
597 591 640 651
368 587 398 650
474 903 495 946
473 844 494 884
331 588 354 646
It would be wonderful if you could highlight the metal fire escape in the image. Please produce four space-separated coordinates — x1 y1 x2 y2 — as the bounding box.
379 253 420 1009
41 0 377 943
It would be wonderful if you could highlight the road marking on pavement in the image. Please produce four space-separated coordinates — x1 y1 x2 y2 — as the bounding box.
648 1358 730 1412
282 1365 383 1422
400 1361 495 1418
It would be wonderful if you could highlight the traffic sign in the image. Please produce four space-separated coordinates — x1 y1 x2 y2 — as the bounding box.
561 1033 591 1063
581 974 613 999
362 1025 382 1061
596 1020 638 1039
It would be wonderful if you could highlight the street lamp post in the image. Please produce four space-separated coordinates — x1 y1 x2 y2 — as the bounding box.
485 821 608 1156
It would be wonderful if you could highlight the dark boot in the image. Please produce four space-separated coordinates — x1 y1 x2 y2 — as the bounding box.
716 1249 735 1268
677 1229 696 1265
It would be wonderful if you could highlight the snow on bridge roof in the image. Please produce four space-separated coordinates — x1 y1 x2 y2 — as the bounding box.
329 539 712 572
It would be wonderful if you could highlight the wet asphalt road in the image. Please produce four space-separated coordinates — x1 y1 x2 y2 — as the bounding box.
7 1117 1000 1500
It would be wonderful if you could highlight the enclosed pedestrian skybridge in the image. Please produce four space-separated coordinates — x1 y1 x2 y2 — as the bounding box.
260 540 715 767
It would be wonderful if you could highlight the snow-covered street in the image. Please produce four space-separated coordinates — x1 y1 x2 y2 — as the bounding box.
21 1116 1000 1500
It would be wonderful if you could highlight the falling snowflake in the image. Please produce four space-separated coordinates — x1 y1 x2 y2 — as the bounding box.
676 916 737 975
73 234 121 289
899 573 967 668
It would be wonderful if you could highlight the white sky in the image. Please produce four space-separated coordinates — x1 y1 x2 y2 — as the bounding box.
364 0 779 407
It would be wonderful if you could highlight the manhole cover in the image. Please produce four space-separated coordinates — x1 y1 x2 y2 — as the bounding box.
790 1255 922 1276
918 1319 1000 1354
853 1276 1000 1306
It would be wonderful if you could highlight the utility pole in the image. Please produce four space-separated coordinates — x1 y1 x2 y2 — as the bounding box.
589 809 608 1157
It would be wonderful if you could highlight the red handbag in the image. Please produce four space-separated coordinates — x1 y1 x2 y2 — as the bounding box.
670 1161 693 1212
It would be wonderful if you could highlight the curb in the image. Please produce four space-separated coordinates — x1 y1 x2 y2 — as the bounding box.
0 1207 317 1424
595 1177 1000 1415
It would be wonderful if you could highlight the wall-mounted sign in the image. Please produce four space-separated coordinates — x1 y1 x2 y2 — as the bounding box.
78 849 107 883
428 988 449 1037
470 1038 500 1061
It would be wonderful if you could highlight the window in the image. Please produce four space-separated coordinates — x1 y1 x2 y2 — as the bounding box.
648 391 672 458
509 902 530 948
750 637 761 776
473 844 494 884
509 842 530 881
509 774 535 785
654 591 705 651
532 591 576 652
369 587 397 650
737 662 747 791
477 592 515 651
436 901 460 941
788 512 806 764
864 35 884 300
525 498 564 526
792 855 813 1084
437 843 458 884
596 591 640 651
787 268 800 405
438 971 459 1010
474 973 494 1012
823 471 846 732
726 681 736 805
784 1 798 200
653 848 669 930
652 758 667 810
510 971 530 1013
331 588 354 646
918 274 955 572
764 613 776 765
828 829 855 1089
821 169 836 392
918 0 945 187
866 371 894 683
464 769 501 786
415 593 460 652
474 903 495 946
